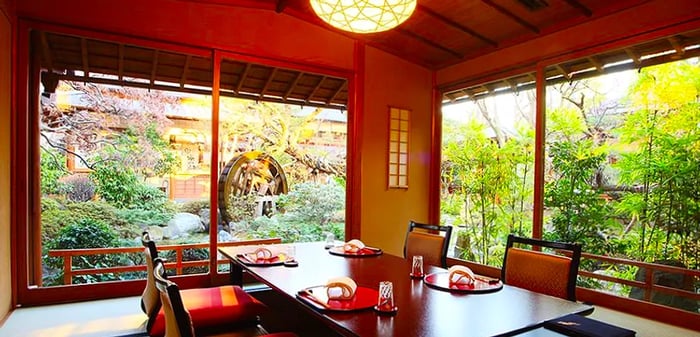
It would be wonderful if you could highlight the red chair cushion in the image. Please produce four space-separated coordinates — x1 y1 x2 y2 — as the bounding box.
149 285 267 337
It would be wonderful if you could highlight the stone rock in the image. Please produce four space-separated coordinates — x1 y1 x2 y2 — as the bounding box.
629 259 698 313
199 208 210 230
164 212 204 239
218 230 235 243
146 226 165 241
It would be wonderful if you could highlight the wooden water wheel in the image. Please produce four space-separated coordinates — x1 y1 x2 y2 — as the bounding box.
217 151 288 226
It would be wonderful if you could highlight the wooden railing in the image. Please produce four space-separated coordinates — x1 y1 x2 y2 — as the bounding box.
47 238 281 285
579 252 700 303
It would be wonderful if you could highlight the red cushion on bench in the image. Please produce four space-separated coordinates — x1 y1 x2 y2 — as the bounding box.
149 285 267 337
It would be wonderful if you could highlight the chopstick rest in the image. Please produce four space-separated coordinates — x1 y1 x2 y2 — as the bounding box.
326 276 357 300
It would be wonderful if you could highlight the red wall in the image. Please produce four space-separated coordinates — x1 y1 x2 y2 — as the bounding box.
361 46 433 255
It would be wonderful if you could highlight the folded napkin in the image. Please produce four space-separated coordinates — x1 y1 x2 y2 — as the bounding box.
326 276 357 300
448 265 475 285
343 239 365 253
253 247 273 259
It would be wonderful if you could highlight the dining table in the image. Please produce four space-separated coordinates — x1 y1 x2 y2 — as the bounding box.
218 241 593 337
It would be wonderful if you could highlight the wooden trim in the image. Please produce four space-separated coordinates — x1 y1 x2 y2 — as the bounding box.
346 40 363 241
14 20 30 305
22 19 211 57
578 288 700 332
216 49 351 80
428 72 441 224
531 65 545 238
210 49 220 278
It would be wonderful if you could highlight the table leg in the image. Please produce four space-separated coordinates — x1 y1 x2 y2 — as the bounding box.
230 261 243 286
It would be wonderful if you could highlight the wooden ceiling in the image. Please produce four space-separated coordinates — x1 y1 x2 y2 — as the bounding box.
32 0 699 109
33 31 349 110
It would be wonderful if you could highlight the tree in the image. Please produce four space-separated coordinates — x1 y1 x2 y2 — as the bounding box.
220 99 346 181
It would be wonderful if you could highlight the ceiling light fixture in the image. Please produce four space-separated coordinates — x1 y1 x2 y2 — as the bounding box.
310 0 417 34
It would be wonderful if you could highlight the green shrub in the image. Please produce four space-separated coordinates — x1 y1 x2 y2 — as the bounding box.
40 148 68 195
58 173 96 202
178 199 210 214
90 161 140 208
277 181 345 226
45 218 121 284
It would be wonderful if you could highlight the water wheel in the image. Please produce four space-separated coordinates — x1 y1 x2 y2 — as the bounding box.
217 151 288 226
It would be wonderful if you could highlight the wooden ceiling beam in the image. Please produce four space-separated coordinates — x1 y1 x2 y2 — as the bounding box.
417 4 497 47
235 63 251 94
180 55 192 88
396 28 463 59
481 0 539 34
624 48 641 66
555 64 571 80
39 32 54 72
562 0 593 17
150 50 160 87
305 76 326 104
80 38 90 78
587 57 604 73
118 44 124 80
327 81 346 104
503 78 517 92
283 72 302 100
668 36 686 58
260 68 277 97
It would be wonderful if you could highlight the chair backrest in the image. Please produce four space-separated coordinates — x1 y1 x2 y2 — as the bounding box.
501 234 582 301
141 231 161 324
154 258 195 337
403 220 453 268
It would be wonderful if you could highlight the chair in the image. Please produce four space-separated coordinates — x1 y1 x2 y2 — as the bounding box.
403 220 453 268
142 232 268 337
153 258 298 337
501 234 582 301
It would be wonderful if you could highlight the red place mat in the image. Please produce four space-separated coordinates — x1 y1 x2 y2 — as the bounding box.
236 253 285 266
423 272 503 294
296 285 379 311
328 246 382 257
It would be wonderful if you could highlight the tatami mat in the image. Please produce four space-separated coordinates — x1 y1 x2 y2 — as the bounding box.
0 296 148 337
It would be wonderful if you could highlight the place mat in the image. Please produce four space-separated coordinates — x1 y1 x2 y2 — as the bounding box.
328 246 383 257
235 253 286 266
296 285 379 311
423 272 503 293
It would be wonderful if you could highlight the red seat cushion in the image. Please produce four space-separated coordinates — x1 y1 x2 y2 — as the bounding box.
149 285 267 337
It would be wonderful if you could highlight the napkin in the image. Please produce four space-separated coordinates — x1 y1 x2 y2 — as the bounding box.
326 276 357 300
343 239 365 253
252 247 273 259
448 265 475 285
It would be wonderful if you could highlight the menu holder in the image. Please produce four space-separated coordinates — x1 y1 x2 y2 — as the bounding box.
544 313 636 337
328 246 383 257
235 253 286 266
423 272 503 293
296 285 379 312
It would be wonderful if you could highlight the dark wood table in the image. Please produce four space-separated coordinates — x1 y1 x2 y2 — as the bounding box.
219 242 593 337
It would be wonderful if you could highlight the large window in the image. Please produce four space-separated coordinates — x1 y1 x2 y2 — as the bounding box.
440 33 700 321
544 59 699 314
441 79 535 266
27 30 348 298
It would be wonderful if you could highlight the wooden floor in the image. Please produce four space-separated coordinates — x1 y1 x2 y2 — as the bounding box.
0 291 698 337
